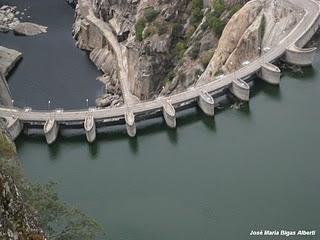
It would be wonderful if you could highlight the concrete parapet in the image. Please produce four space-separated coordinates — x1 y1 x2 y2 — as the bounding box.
260 63 281 85
44 118 59 144
285 44 317 66
229 78 250 101
84 115 96 143
125 110 136 137
163 100 176 128
5 117 23 140
198 91 215 116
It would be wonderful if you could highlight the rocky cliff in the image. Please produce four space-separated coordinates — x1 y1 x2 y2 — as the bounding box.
0 125 46 240
200 0 302 82
75 0 248 100
74 0 302 100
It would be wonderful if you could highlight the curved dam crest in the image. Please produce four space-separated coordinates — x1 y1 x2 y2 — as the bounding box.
1 0 320 144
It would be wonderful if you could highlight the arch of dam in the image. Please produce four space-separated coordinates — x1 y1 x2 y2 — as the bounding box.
0 0 320 144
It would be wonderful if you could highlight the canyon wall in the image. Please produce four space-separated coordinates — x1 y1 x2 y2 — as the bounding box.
74 0 302 100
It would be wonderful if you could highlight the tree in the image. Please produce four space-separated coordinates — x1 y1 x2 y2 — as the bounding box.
135 18 146 41
212 0 225 17
0 128 104 240
24 181 104 240
144 7 159 22
207 13 225 35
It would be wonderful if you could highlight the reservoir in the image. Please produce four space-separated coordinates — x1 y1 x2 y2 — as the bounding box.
2 0 320 239
1 0 103 110
15 58 320 239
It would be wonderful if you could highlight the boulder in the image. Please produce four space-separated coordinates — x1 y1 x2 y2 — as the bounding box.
13 22 47 36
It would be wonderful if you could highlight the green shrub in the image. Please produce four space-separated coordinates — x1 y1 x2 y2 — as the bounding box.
175 41 188 59
191 7 203 25
207 13 225 35
135 18 146 41
164 71 175 83
195 69 203 78
192 0 203 10
229 3 242 16
172 23 184 40
155 22 169 35
144 7 159 22
212 0 225 17
189 42 201 59
191 0 204 26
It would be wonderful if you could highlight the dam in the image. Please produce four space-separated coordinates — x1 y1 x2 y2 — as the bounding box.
0 0 320 144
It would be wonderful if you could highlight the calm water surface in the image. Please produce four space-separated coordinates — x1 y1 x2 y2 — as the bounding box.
3 1 320 239
1 0 103 109
16 56 320 239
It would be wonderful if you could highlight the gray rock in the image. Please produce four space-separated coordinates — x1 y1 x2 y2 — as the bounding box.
13 22 47 36
0 25 10 33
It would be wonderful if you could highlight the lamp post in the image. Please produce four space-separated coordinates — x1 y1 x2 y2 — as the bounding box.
86 98 89 108
48 100 51 110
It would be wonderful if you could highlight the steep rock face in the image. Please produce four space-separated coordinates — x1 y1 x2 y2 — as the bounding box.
86 0 200 99
203 0 302 79
73 5 124 108
0 46 22 76
0 171 47 240
78 0 300 99
0 127 46 240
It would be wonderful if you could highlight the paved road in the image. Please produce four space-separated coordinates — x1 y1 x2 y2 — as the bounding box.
0 0 319 124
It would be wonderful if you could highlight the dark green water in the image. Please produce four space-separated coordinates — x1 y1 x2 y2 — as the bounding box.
15 51 320 239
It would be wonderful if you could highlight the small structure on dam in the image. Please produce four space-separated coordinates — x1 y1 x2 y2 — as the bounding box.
285 44 317 66
229 79 250 102
260 63 282 85
125 110 136 137
198 91 215 116
84 114 96 143
44 118 59 144
163 100 176 128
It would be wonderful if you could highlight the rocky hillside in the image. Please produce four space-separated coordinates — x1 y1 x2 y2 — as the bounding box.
84 0 248 100
199 0 303 83
0 125 46 240
74 0 302 101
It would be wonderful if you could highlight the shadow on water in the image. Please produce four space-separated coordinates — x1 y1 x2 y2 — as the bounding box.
197 108 217 132
15 72 302 157
252 79 282 101
48 140 61 161
284 65 316 80
128 137 139 155
88 142 99 159
166 128 178 145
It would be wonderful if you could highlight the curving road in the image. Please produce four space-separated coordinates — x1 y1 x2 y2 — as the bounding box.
0 0 319 125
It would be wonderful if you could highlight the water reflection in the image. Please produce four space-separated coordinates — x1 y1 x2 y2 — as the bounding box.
166 128 178 145
88 142 99 159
